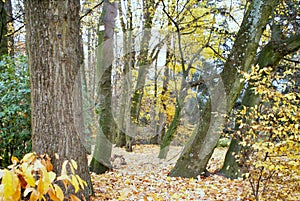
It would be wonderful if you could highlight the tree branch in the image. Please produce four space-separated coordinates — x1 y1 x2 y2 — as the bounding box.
80 1 104 20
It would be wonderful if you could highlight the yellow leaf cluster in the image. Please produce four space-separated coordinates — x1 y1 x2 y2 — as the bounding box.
0 153 87 201
237 66 300 200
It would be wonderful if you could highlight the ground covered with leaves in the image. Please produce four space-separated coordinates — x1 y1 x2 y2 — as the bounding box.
90 145 253 200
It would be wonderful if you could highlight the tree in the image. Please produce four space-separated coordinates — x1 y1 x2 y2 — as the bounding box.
0 0 8 56
114 0 159 152
221 0 300 178
0 0 15 56
114 0 135 150
221 31 300 178
24 0 92 199
89 0 117 174
169 0 280 178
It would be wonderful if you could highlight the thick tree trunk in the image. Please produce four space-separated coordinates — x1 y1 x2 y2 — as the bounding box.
4 0 13 56
90 1 117 174
169 0 280 178
0 1 8 56
24 0 92 199
221 32 300 178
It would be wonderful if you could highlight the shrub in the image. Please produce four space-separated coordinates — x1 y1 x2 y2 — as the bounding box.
0 153 87 201
0 55 31 168
237 66 300 200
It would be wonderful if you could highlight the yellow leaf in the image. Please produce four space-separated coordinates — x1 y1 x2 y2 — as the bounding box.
0 184 4 199
48 172 56 183
70 194 81 201
37 177 45 195
69 163 75 175
61 160 68 175
70 159 78 170
75 175 86 189
71 175 80 193
3 169 21 201
21 153 36 164
25 166 36 187
54 184 64 201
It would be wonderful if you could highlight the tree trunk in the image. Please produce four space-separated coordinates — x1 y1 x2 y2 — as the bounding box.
115 32 133 149
24 0 92 199
90 1 117 174
0 1 8 56
221 32 300 178
158 103 181 158
114 0 133 148
169 0 280 178
127 1 157 151
158 68 188 159
4 0 13 56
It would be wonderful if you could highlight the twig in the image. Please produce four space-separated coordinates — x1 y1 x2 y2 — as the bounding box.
80 1 104 20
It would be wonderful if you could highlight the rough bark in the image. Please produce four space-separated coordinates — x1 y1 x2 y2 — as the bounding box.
221 32 300 178
169 0 280 178
24 0 92 199
90 1 117 174
4 0 13 56
0 1 8 56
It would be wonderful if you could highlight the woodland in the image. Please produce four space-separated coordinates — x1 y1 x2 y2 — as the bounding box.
0 0 299 200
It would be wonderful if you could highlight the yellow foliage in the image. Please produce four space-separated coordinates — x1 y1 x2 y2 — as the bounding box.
0 153 87 201
237 66 300 200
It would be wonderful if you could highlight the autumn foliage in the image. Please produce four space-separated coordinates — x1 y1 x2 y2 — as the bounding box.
237 66 300 200
0 153 87 201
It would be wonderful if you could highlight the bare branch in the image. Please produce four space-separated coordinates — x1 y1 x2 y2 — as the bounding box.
80 1 104 20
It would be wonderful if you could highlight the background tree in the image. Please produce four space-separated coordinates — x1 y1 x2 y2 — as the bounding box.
0 0 8 56
221 0 300 179
169 0 280 178
221 31 300 178
90 0 117 174
24 0 92 199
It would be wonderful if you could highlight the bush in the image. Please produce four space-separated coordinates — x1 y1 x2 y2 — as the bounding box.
0 55 31 168
237 66 300 200
0 153 87 201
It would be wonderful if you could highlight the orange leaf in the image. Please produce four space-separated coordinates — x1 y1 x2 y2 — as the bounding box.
70 194 82 201
11 156 19 164
29 189 39 201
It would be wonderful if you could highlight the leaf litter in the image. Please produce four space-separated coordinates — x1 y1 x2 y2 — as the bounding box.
90 145 252 200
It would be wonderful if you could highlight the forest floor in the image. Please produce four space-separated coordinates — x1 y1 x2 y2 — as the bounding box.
90 145 253 201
